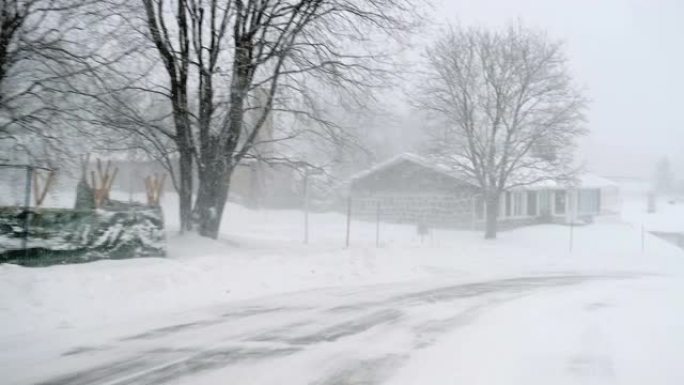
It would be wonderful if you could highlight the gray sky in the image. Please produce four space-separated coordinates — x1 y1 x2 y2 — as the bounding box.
436 0 684 178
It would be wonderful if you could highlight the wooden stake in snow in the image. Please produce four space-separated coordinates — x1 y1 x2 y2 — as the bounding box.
145 173 166 206
32 169 56 207
89 159 118 208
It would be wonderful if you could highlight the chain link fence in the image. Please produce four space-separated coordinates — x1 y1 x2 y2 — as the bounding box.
0 164 39 261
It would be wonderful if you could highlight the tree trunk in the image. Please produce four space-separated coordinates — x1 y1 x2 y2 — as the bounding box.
191 34 250 239
191 48 249 238
484 191 499 239
194 160 233 239
177 148 193 233
191 71 246 239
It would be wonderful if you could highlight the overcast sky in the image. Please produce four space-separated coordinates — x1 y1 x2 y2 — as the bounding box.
432 0 684 178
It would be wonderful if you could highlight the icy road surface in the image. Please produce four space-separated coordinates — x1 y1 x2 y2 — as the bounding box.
6 272 683 385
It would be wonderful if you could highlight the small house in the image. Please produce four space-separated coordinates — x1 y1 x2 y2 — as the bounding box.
349 154 479 227
349 153 620 229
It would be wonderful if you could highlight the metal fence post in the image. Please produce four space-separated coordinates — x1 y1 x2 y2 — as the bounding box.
303 169 310 244
23 166 33 259
345 194 352 248
375 200 381 247
569 220 574 253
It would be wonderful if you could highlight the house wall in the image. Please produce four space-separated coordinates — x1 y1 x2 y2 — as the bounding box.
349 158 621 230
352 191 478 228
350 160 479 228
565 187 619 223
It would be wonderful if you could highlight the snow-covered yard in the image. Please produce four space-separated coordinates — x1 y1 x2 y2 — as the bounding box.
2 193 684 384
623 194 684 234
389 276 684 385
2 195 682 337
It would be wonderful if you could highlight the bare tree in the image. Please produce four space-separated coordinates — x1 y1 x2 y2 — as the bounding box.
418 25 587 239
0 0 107 164
82 0 418 238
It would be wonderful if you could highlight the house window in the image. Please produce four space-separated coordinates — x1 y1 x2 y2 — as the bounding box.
503 191 526 217
578 189 601 214
527 191 538 216
512 191 525 216
539 190 551 216
554 190 566 215
505 192 512 217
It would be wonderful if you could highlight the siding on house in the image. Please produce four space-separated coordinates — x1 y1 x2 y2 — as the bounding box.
350 157 479 228
348 153 620 229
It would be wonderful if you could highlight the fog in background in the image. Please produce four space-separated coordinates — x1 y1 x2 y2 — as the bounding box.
378 0 683 179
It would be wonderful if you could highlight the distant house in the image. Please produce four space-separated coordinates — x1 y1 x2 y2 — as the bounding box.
349 153 620 229
231 160 302 208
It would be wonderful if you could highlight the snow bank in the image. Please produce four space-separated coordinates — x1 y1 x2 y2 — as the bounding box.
3 188 684 385
622 195 684 233
2 193 683 344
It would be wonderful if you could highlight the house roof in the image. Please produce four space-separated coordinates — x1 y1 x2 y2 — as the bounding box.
577 174 619 188
349 153 475 186
521 173 619 190
349 152 617 191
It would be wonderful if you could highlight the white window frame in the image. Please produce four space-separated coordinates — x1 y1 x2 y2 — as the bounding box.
526 190 539 217
510 191 526 218
538 190 551 216
552 190 568 216
499 190 529 219
578 188 601 215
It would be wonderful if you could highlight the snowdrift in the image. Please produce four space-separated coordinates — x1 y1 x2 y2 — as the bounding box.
0 203 165 266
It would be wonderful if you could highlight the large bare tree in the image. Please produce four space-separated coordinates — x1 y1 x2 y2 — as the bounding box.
84 0 417 238
418 25 587 239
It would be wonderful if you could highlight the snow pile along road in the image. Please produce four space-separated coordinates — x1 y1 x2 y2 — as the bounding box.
1 193 684 384
2 198 683 342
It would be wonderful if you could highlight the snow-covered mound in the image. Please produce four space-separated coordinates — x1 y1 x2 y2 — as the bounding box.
2 196 683 342
0 203 165 266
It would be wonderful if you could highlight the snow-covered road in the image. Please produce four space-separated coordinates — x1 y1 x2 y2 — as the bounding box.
4 200 684 384
8 272 679 385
